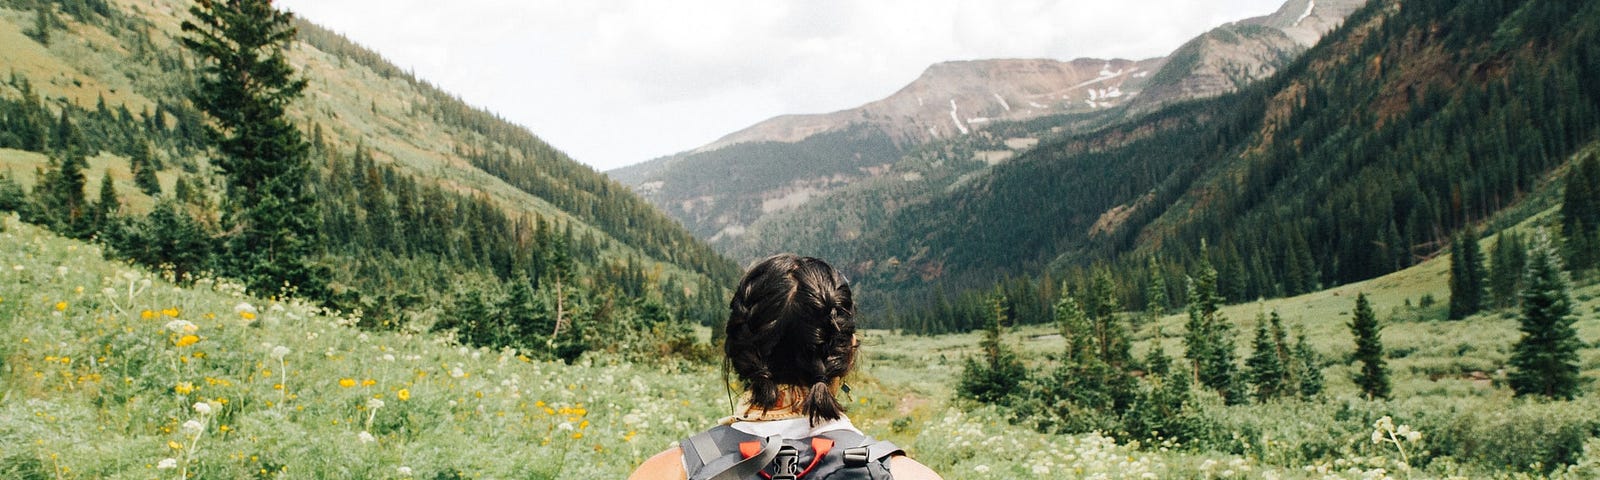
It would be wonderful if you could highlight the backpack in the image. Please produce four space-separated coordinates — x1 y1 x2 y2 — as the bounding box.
682 424 903 480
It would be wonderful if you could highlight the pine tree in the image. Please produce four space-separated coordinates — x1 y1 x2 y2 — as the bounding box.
1561 154 1600 240
183 0 326 298
1449 231 1487 319
1145 328 1171 377
92 172 117 231
1508 231 1583 399
1294 331 1324 398
958 294 1026 404
1488 231 1528 309
1246 311 1289 402
1183 249 1245 404
36 151 90 237
1146 257 1168 316
1567 220 1599 274
131 141 161 196
28 5 51 46
1349 293 1390 400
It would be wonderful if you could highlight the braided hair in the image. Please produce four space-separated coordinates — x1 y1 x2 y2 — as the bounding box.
725 254 858 425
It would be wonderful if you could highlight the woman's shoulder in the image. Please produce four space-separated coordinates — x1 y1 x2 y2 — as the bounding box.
626 447 686 480
889 455 943 480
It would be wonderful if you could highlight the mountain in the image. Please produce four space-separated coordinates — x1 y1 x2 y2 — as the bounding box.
611 0 1364 251
1127 0 1366 112
852 0 1600 330
0 0 737 340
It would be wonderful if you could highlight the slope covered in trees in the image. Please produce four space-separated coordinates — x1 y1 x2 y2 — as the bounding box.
861 0 1600 331
0 0 736 358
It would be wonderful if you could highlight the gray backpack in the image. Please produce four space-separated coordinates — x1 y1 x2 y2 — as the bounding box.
682 425 903 480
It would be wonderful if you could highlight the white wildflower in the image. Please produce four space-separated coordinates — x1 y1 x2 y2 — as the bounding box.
194 402 213 415
234 302 258 315
450 367 465 378
157 458 178 469
1372 430 1384 444
1374 416 1394 431
398 466 413 476
358 431 376 444
164 319 198 334
367 398 385 410
1406 430 1422 443
270 345 291 360
56 266 68 276
973 464 990 473
181 419 204 435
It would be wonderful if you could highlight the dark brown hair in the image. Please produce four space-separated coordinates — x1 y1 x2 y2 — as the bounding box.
725 254 857 425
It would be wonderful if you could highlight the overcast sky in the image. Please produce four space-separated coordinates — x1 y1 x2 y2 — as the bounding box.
275 0 1287 171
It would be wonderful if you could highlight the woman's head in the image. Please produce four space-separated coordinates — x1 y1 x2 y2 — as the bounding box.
725 254 857 424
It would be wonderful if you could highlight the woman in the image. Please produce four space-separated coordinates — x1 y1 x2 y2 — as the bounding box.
629 254 940 480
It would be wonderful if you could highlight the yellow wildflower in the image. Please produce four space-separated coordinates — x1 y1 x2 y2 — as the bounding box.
362 379 376 387
162 308 180 317
339 378 356 388
168 440 182 450
397 389 411 401
175 335 200 347
175 382 194 395
141 310 155 320
55 301 67 311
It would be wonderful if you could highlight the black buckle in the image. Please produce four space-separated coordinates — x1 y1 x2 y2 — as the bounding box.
842 446 869 467
772 445 800 480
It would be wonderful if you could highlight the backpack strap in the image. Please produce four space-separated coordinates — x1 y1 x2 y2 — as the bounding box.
841 439 903 468
684 426 784 480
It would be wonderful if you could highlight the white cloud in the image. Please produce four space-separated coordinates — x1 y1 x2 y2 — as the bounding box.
277 0 1285 171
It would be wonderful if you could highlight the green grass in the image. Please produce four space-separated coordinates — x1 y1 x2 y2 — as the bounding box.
8 214 1600 479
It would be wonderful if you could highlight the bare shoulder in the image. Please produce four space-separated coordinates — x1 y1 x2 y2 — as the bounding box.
627 447 686 480
889 455 943 480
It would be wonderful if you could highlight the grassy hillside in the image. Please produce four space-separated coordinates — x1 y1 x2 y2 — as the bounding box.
0 0 743 361
6 201 1600 478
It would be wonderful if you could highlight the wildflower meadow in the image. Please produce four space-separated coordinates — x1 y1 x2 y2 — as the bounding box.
4 214 1600 479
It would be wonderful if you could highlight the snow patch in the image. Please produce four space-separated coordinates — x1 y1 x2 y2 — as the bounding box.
967 117 991 124
949 99 970 135
1027 101 1048 109
1132 71 1150 78
992 93 1011 112
917 95 925 107
1294 0 1315 27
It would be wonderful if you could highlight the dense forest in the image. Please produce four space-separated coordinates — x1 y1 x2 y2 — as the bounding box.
872 0 1600 334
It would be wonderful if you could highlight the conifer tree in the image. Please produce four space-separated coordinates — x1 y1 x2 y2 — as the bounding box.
183 0 327 298
1349 293 1390 400
1183 249 1245 404
1246 311 1289 402
1488 231 1528 309
36 151 90 237
1146 257 1168 316
1294 331 1324 398
93 172 117 230
958 294 1026 404
1508 231 1583 399
1449 231 1487 319
1562 154 1600 240
28 5 52 46
1145 328 1171 378
131 141 161 196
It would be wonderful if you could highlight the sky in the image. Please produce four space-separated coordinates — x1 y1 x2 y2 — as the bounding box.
274 0 1288 172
